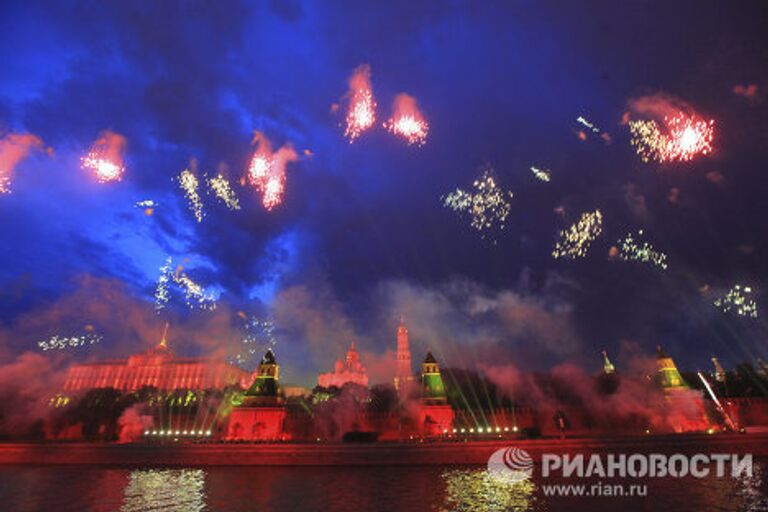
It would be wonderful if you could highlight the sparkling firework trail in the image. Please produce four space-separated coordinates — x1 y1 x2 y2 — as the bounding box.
714 284 758 318
154 257 217 311
38 333 103 351
697 371 738 431
135 199 156 216
576 116 600 133
154 257 173 311
173 271 217 311
384 93 429 146
206 173 240 210
343 64 376 142
81 130 127 183
628 120 664 163
443 168 514 236
530 166 551 182
177 169 204 222
230 315 277 369
247 132 297 211
552 210 603 259
615 230 668 269
629 113 714 163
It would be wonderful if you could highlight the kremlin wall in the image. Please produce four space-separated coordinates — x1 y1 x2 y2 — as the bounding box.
46 320 768 443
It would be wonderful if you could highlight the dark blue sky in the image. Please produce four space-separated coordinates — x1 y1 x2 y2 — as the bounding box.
1 0 767 386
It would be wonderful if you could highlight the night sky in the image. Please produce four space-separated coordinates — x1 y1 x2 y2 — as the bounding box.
1 1 767 386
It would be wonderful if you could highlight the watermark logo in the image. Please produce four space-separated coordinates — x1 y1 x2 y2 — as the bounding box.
486 447 753 483
487 446 533 482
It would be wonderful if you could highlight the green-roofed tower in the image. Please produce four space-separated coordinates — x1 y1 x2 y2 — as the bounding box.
421 352 447 403
226 348 286 441
656 345 688 390
244 349 280 403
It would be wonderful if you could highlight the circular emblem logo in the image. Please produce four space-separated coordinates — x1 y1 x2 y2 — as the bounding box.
487 446 533 482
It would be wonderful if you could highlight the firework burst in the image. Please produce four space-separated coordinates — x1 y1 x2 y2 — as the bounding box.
614 230 668 269
247 132 297 211
443 168 514 236
630 113 714 163
343 64 377 142
714 284 758 318
664 114 715 162
177 168 205 222
206 173 240 210
552 210 603 259
81 130 126 183
384 93 429 146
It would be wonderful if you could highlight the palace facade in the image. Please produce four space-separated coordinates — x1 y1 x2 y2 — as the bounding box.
62 335 250 392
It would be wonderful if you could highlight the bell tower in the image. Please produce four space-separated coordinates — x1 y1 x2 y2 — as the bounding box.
394 317 412 391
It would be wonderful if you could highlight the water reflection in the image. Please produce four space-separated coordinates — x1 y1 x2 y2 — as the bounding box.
120 469 206 512
736 462 768 512
441 468 536 512
0 458 765 511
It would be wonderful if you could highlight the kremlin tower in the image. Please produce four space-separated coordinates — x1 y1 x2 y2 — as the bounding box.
656 345 688 390
394 318 413 391
227 349 287 441
656 345 709 432
417 352 454 436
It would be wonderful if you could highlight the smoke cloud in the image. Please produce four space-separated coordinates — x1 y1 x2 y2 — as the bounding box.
88 130 127 166
0 352 66 439
117 405 154 443
388 93 423 121
376 277 581 362
0 132 47 193
624 92 692 122
0 274 247 365
622 183 648 221
733 84 760 104
483 346 708 434
345 64 374 105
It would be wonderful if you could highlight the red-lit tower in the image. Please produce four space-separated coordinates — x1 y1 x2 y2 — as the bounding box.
394 317 413 391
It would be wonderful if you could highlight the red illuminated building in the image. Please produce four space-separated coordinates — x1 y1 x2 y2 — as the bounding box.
227 349 287 441
417 352 454 436
62 333 250 392
317 341 369 388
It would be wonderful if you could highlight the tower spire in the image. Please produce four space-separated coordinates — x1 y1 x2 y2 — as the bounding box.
602 350 615 374
711 356 726 383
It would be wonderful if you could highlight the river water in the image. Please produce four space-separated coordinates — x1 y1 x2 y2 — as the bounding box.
0 461 766 511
